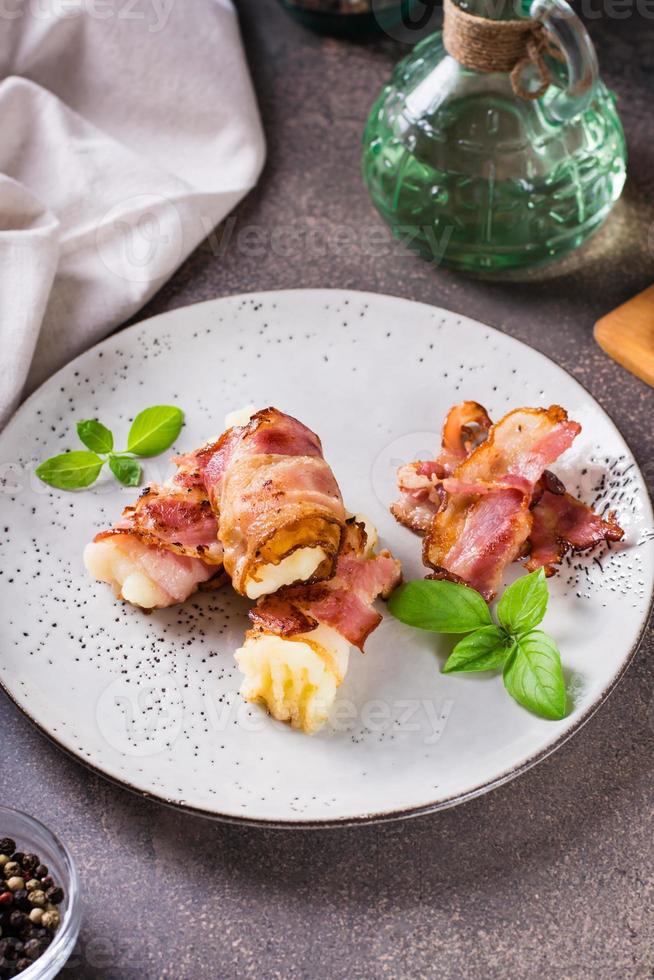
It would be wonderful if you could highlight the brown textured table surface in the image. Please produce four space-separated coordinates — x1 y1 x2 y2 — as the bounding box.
3 2 654 977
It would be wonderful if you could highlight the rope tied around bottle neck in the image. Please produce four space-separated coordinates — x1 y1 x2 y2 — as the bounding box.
442 0 560 100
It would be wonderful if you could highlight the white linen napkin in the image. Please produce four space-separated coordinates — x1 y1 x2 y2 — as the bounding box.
0 0 265 428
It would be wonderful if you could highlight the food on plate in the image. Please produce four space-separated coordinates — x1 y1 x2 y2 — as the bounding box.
526 473 624 574
84 472 224 609
84 405 347 608
235 515 402 733
392 400 492 534
181 407 347 599
391 402 624 600
84 405 402 735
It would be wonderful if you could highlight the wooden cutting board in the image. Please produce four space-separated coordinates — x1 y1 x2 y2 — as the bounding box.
594 285 654 388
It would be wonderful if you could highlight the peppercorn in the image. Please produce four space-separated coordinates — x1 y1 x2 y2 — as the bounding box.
23 938 45 961
10 894 28 914
18 858 37 877
0 959 14 980
0 937 19 960
40 911 60 932
6 917 24 936
0 835 64 976
45 887 63 906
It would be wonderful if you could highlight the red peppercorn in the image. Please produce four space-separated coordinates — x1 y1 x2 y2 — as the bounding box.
0 892 13 907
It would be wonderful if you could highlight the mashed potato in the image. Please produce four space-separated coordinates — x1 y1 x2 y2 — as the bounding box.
235 624 350 734
83 538 169 609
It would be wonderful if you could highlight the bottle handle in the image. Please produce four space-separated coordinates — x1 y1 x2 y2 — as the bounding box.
529 0 599 121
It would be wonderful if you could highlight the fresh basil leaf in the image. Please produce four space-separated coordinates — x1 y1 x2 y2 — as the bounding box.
388 579 493 633
497 568 548 635
76 419 113 454
443 626 513 673
503 630 567 720
126 406 184 457
36 452 104 490
108 455 142 487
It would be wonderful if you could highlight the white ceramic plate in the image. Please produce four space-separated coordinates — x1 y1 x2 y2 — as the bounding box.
0 290 652 826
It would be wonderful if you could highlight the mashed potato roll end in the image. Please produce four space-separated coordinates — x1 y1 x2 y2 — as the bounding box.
235 625 350 734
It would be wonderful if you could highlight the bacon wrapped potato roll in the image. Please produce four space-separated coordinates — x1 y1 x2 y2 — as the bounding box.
195 407 347 599
84 464 224 609
85 405 348 609
235 516 402 733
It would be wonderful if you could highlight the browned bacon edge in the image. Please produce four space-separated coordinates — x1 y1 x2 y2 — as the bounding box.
249 518 403 651
526 479 624 575
391 402 625 597
104 483 223 564
199 408 346 595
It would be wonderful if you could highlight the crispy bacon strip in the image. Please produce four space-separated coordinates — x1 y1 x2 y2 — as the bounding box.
423 406 581 600
90 529 222 605
392 400 625 600
88 438 225 607
392 460 446 534
440 400 493 470
114 483 222 564
249 520 403 651
200 408 346 595
391 402 492 534
527 488 624 574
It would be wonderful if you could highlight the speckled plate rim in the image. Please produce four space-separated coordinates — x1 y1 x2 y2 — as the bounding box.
0 288 652 829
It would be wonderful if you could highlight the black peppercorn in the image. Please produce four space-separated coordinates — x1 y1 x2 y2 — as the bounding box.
23 938 44 961
10 894 28 914
18 858 37 876
0 897 11 910
45 887 63 906
33 866 47 881
6 917 24 936
0 937 17 959
0 842 15 858
15 961 30 974
39 876 53 891
0 958 14 980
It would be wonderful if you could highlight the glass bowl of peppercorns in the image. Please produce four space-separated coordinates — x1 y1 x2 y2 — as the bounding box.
0 807 80 979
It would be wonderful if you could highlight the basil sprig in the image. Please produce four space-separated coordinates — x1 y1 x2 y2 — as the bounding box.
36 406 184 490
389 568 568 721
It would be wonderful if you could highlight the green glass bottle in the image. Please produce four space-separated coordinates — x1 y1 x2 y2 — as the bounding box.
277 0 420 37
362 0 627 273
